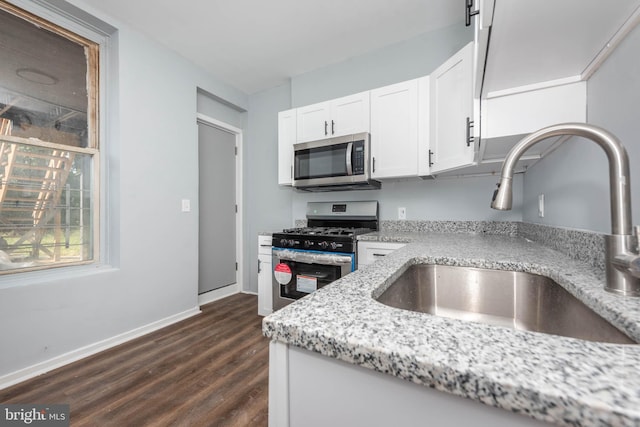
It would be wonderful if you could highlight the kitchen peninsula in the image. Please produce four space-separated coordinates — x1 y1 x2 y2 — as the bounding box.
263 224 640 426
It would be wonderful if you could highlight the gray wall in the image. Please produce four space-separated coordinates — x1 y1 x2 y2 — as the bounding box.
243 83 294 294
241 20 525 294
292 23 473 107
291 175 523 222
0 0 248 379
522 23 640 233
197 89 247 129
286 21 524 225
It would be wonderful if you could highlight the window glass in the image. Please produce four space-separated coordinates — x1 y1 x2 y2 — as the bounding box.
0 2 98 272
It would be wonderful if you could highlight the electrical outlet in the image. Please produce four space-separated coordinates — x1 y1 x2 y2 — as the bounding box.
181 199 191 212
398 207 407 220
538 194 544 218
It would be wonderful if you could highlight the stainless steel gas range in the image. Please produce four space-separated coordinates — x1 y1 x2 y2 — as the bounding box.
271 201 378 310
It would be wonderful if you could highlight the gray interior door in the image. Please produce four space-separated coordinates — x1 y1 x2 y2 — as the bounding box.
198 122 236 294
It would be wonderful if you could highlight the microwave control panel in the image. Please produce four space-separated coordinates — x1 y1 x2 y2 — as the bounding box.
353 140 365 175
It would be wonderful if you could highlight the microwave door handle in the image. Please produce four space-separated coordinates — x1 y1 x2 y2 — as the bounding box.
346 142 353 175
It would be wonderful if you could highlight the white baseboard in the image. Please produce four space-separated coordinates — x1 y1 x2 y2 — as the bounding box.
198 283 239 306
0 306 201 390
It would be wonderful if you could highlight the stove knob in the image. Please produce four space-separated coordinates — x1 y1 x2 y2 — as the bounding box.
330 242 338 250
288 239 295 247
304 240 312 248
280 239 287 247
319 241 329 249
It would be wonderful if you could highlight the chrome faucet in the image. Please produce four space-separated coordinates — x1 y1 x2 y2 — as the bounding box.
491 123 640 296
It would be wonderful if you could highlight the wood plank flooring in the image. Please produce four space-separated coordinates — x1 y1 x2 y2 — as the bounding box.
0 293 269 426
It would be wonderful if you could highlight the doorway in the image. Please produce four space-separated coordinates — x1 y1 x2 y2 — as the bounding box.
197 114 243 301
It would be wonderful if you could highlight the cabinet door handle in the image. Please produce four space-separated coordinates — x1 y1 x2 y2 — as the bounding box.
331 120 335 135
372 157 376 173
428 149 434 167
466 117 474 147
324 121 328 136
258 258 261 273
465 0 479 27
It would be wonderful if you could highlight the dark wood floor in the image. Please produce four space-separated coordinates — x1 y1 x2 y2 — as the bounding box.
0 293 269 426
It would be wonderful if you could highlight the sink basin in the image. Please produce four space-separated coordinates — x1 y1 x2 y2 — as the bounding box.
376 264 636 344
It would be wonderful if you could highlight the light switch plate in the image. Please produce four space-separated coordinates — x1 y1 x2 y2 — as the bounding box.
398 207 407 220
181 199 191 212
538 194 544 218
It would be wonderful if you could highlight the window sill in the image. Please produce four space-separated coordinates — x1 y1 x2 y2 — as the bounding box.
0 263 118 290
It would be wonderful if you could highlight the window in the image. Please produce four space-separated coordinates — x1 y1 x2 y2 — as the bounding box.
0 1 99 273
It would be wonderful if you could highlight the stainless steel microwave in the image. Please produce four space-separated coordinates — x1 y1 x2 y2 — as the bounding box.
292 132 380 191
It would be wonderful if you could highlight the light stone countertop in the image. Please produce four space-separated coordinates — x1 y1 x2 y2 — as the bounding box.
262 232 640 426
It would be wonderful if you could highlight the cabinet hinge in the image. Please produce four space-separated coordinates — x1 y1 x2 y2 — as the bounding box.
428 150 434 167
465 0 479 27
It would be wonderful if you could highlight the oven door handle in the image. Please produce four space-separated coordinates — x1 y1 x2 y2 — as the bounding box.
345 142 353 175
274 249 353 266
298 272 330 279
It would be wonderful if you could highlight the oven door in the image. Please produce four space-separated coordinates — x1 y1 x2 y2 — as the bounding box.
272 248 354 310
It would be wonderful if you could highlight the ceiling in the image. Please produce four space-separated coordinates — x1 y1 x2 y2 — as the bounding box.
75 0 462 95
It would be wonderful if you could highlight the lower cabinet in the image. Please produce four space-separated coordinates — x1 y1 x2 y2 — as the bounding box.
357 241 406 269
270 343 548 427
258 235 273 316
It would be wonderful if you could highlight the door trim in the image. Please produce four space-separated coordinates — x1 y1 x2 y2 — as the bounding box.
196 113 244 302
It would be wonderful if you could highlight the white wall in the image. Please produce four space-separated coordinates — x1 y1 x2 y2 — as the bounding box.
0 0 249 381
522 23 640 233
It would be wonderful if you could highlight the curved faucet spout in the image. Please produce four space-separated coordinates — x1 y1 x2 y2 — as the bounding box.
491 123 632 235
490 122 639 296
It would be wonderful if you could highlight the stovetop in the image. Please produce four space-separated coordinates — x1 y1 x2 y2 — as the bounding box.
272 201 378 253
272 226 374 253
279 227 373 238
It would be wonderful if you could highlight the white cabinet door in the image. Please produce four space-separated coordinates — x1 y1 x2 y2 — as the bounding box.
417 76 431 176
296 101 331 143
357 241 406 269
330 92 370 138
296 92 370 143
370 79 419 179
429 42 475 174
258 235 273 316
278 109 296 185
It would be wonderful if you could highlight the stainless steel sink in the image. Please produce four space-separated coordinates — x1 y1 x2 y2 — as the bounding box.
376 264 636 344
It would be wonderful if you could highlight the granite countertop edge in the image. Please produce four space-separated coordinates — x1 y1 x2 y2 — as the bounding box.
262 232 640 426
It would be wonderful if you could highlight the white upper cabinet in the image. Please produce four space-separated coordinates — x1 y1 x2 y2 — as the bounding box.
435 0 640 177
429 42 475 175
370 79 420 179
296 92 370 143
482 0 640 97
277 109 296 185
